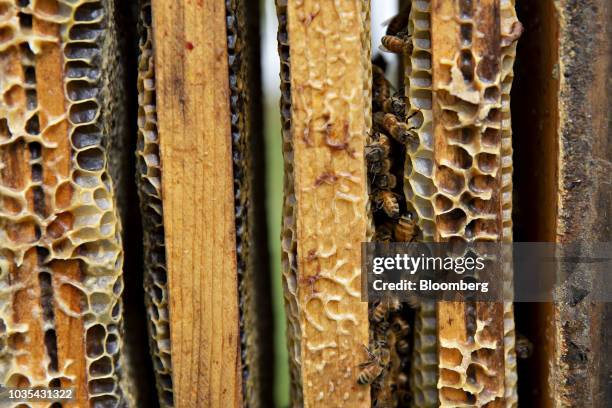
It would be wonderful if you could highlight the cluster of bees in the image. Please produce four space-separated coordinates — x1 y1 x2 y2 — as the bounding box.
360 297 414 407
367 6 419 246
358 6 419 407
357 6 534 406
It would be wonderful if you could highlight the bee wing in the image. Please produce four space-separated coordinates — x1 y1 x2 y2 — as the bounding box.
373 71 397 96
380 15 395 28
378 43 393 54
358 360 374 368
362 344 377 359
370 191 380 208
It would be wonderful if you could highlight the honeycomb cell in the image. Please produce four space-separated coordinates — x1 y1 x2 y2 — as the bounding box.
69 24 102 41
3 84 22 107
484 86 500 102
460 23 473 45
67 80 99 101
74 3 103 21
437 208 468 235
47 211 73 239
105 332 118 354
487 107 502 122
476 152 498 173
76 146 105 171
482 127 501 148
458 49 475 81
440 109 460 128
443 145 473 169
436 165 465 195
469 174 496 195
24 114 39 134
135 1 176 405
6 373 31 387
85 325 106 357
90 394 119 407
412 173 437 197
93 188 110 209
64 42 100 60
89 377 115 394
69 100 99 124
90 292 111 314
66 62 100 80
434 194 453 213
90 356 113 377
439 368 461 385
476 54 499 83
402 1 521 405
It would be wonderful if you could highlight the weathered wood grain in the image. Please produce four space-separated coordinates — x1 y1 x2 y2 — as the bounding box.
150 0 242 406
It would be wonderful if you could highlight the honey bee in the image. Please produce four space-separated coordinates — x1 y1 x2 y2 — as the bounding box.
374 190 400 219
515 333 534 359
369 132 392 152
372 173 397 190
372 53 388 72
357 346 386 385
395 212 419 242
390 315 410 337
373 132 392 149
368 155 392 176
367 152 390 176
396 338 410 355
374 112 418 145
383 95 408 120
381 33 413 55
374 222 394 243
373 320 390 339
374 340 391 364
367 133 392 168
358 357 384 385
395 373 411 406
384 4 411 36
371 301 389 323
365 143 385 164
371 297 401 323
381 5 413 55
372 63 392 110
396 372 409 387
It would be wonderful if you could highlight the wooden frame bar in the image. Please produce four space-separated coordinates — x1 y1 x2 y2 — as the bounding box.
150 0 242 406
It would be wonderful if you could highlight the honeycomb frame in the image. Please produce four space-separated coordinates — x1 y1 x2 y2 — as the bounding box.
429 0 519 406
0 0 136 406
277 0 373 406
135 1 173 406
399 0 521 406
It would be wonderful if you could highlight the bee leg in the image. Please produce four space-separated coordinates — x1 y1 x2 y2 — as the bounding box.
405 110 418 121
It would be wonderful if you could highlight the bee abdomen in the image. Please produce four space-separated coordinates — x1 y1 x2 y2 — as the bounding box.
366 144 385 163
381 34 412 54
374 112 418 145
373 173 397 190
358 372 374 385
